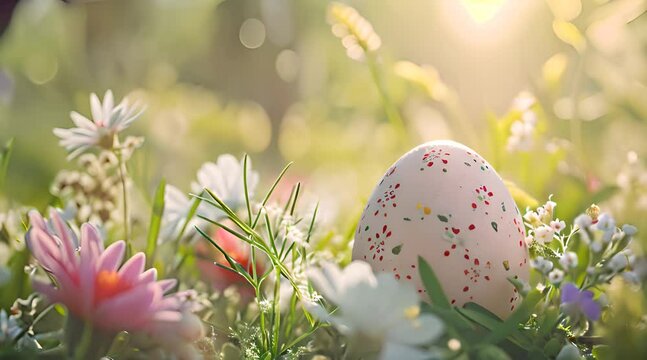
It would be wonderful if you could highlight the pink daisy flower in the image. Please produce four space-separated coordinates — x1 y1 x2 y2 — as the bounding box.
26 210 203 357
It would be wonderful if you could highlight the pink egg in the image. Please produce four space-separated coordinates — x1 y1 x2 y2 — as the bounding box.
353 140 529 319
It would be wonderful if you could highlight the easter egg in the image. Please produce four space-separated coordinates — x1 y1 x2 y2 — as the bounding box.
353 140 529 318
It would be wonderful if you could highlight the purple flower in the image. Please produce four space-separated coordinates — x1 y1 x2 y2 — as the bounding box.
560 283 601 321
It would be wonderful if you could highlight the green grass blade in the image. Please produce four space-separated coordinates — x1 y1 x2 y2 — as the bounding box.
251 162 293 229
418 256 451 309
145 179 165 268
482 289 542 345
173 196 202 244
242 154 253 226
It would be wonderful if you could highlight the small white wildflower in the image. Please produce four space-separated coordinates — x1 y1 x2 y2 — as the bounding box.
524 235 534 246
550 219 566 233
559 252 578 269
257 299 272 313
523 210 541 226
534 225 555 244
622 224 637 236
611 230 625 243
537 207 552 224
607 253 629 272
594 213 615 232
548 269 564 284
574 214 592 229
590 240 603 253
531 256 554 274
622 271 641 285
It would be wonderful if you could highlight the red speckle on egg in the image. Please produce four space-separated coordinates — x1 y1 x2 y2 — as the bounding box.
406 275 412 280
463 286 469 292
474 258 480 266
451 299 456 304
484 276 490 281
464 254 470 260
471 203 477 209
452 227 460 235
444 250 450 256
451 244 457 249
468 224 475 230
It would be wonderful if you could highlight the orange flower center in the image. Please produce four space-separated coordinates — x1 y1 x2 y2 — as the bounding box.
95 270 132 303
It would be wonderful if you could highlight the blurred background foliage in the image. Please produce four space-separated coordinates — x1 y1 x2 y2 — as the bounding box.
0 0 646 358
0 0 645 237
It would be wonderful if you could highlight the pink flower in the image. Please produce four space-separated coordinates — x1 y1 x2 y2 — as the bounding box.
27 210 203 355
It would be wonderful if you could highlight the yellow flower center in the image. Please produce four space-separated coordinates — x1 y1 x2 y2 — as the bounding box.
95 270 131 303
404 305 420 320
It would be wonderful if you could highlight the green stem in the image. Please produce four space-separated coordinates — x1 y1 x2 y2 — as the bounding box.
367 55 406 137
272 267 281 356
74 320 94 360
115 144 131 248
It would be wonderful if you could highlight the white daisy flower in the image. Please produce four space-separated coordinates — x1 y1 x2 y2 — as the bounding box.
307 261 444 359
191 154 259 220
53 90 145 159
159 154 259 242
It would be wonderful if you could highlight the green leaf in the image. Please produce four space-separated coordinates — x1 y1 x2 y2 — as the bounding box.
0 138 14 192
457 303 527 348
173 195 202 244
473 344 512 360
482 290 542 345
437 215 449 222
0 248 31 311
418 256 451 309
145 179 165 268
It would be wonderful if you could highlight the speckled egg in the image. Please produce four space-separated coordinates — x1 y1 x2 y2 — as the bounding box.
353 140 529 319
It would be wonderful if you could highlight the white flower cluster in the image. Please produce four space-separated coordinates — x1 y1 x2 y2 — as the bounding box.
51 151 123 225
524 197 565 246
574 207 640 283
526 198 641 288
507 92 538 152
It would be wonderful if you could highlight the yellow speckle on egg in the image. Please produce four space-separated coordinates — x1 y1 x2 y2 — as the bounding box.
423 207 431 215
404 305 420 320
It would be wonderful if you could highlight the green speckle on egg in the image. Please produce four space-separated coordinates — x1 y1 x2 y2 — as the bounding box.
392 244 403 255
